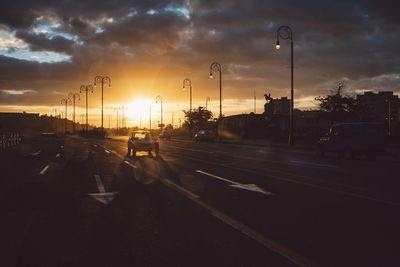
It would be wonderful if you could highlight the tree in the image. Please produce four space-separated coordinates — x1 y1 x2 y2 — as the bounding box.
183 107 214 135
315 81 362 123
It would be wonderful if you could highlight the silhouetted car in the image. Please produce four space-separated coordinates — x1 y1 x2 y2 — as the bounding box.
194 130 216 142
128 131 159 157
159 130 171 140
317 122 387 159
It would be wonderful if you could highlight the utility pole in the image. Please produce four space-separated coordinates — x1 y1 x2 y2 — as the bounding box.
156 96 163 130
386 98 392 137
149 103 152 130
61 98 70 134
68 92 80 134
254 89 256 113
80 85 93 133
172 112 174 129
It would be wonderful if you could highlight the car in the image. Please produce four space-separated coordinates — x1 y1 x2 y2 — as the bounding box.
159 130 171 140
194 130 216 142
128 131 159 157
317 122 387 159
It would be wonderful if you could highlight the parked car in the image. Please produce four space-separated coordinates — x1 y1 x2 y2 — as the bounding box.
194 130 216 142
317 122 387 159
128 131 159 157
159 130 171 140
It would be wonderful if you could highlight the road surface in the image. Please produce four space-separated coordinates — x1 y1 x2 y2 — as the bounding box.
1 135 399 266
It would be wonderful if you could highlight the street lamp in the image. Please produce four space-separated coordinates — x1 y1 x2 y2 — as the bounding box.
94 75 111 134
209 62 222 120
61 98 70 134
183 78 193 138
276 25 294 145
68 92 80 134
182 78 192 112
206 96 210 110
80 84 94 133
156 95 163 130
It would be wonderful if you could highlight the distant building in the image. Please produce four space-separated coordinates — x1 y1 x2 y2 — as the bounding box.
356 91 399 122
219 113 267 139
264 94 290 117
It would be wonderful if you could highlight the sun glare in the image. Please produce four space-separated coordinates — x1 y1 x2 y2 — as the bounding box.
126 99 152 120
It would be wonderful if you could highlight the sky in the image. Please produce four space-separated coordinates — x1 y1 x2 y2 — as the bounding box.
0 0 399 127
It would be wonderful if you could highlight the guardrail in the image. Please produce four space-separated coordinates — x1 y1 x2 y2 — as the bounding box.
0 132 23 151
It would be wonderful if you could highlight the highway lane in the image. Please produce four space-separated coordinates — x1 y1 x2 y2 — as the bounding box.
98 137 400 266
1 136 296 267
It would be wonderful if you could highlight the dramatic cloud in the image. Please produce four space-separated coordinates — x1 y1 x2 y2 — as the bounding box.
0 0 399 120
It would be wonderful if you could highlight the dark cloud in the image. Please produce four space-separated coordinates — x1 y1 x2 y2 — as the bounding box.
0 0 399 108
15 31 76 53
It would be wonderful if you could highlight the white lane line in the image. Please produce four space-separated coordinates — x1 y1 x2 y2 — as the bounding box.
164 179 200 199
104 149 111 154
60 145 64 149
94 174 105 193
39 165 50 175
93 144 98 147
196 170 240 185
31 150 41 156
56 153 61 158
210 213 305 267
159 177 311 266
289 160 336 168
124 160 137 168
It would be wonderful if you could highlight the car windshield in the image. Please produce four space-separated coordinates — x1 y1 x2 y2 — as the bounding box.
132 132 147 139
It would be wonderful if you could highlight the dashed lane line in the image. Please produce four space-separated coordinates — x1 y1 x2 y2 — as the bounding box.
124 160 137 168
164 179 200 199
94 174 105 193
56 153 61 158
31 150 41 156
39 165 50 175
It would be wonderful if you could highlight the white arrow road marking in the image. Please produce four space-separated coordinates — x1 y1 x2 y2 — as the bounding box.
39 165 50 175
88 192 118 205
124 160 137 168
89 174 118 204
195 170 274 196
56 153 61 158
31 150 41 156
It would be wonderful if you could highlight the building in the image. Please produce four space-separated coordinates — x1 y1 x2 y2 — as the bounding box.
356 91 399 122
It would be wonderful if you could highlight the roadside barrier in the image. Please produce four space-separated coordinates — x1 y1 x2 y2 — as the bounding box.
0 132 23 151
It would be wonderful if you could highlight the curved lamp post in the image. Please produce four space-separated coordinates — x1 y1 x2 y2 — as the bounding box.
209 62 222 119
61 98 70 134
156 95 163 130
94 75 111 134
182 78 192 112
183 78 193 138
68 92 80 134
80 84 94 133
276 25 294 145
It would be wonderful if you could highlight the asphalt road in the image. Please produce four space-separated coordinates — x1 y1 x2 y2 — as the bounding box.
1 135 400 266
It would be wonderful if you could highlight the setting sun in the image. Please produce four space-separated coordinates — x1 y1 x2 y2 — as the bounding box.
126 99 153 121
